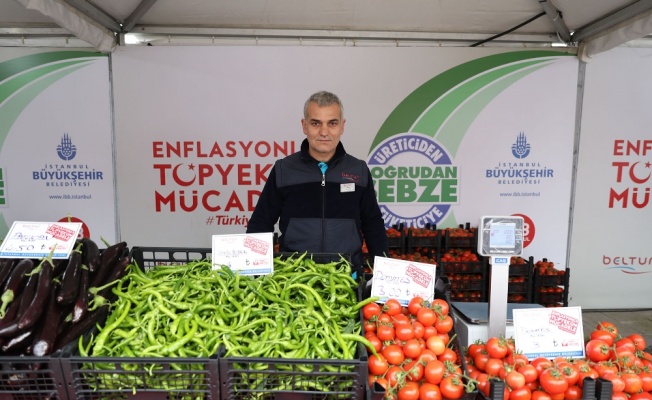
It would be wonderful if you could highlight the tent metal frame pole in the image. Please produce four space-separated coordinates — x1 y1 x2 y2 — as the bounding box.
539 0 572 42
573 0 652 42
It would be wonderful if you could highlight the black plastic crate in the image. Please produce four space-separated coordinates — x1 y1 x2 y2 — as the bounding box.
218 343 367 400
59 353 219 399
440 259 485 275
450 279 485 291
130 246 212 270
0 356 68 400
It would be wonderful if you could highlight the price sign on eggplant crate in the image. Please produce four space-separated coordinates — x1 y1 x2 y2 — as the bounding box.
513 306 585 360
370 256 436 305
0 221 82 259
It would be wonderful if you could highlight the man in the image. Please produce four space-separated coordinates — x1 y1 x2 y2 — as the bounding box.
246 91 388 268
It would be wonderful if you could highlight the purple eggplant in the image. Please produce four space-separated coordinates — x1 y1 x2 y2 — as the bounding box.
56 242 83 305
0 259 34 319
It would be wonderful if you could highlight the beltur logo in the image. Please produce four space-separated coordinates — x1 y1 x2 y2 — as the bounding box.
368 134 458 228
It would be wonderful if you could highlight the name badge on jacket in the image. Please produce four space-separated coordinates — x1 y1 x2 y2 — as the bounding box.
340 183 355 193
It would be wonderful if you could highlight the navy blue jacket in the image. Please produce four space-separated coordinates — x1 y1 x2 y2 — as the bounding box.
246 139 389 266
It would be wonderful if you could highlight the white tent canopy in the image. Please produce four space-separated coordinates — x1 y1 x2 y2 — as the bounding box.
2 0 652 60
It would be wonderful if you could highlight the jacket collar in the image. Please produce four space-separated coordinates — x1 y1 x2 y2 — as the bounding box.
300 139 346 164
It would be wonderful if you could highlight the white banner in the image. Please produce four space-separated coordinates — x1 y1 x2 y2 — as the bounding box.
569 48 652 309
112 46 578 270
0 49 117 244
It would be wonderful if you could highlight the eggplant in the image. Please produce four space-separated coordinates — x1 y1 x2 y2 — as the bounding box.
0 259 34 318
31 284 62 356
90 241 127 288
53 304 109 352
71 267 89 324
81 237 101 273
1 327 35 354
95 256 131 300
16 256 53 331
0 258 17 288
56 242 83 305
0 271 38 338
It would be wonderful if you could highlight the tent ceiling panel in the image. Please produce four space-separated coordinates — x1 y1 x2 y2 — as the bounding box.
1 0 651 56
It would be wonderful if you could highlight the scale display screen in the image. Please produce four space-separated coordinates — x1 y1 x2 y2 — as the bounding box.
478 216 524 256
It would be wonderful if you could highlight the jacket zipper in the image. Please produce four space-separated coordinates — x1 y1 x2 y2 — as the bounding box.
321 168 326 252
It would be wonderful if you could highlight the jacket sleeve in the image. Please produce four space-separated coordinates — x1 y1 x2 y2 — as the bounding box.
359 167 389 258
246 165 282 234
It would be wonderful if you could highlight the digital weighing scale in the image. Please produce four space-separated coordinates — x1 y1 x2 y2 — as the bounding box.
451 216 544 347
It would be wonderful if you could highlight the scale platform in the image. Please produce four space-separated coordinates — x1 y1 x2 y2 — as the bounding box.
451 302 544 347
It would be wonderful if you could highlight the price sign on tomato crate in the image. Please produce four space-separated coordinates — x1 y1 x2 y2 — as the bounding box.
370 256 436 306
212 232 274 275
513 306 585 360
0 221 82 259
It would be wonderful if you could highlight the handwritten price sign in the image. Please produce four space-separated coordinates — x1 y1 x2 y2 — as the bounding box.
212 233 273 275
370 257 436 305
513 306 585 359
0 221 82 259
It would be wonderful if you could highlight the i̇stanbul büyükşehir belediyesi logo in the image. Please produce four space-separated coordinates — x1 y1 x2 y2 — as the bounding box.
56 133 77 161
486 132 553 185
32 133 104 187
368 134 459 229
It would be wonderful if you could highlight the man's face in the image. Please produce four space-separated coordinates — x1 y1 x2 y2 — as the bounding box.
301 102 345 162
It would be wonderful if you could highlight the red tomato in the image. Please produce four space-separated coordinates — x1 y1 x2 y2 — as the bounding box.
412 321 425 339
417 308 437 327
505 370 526 390
407 296 425 316
539 367 569 395
362 302 382 320
611 392 629 400
376 324 395 342
426 335 446 356
640 371 652 392
383 299 403 316
486 337 509 359
629 393 652 400
434 315 454 334
402 338 423 360
431 298 450 317
419 382 442 400
395 324 415 341
365 333 382 353
368 354 389 376
385 365 403 387
621 372 643 394
509 386 532 400
563 385 582 400
596 321 619 337
530 357 553 376
531 390 552 400
440 375 465 399
484 358 506 378
397 381 420 400
382 344 405 366
517 364 539 383
585 339 611 363
403 359 425 382
437 347 458 364
628 333 647 351
467 341 486 358
560 364 580 386
589 329 615 346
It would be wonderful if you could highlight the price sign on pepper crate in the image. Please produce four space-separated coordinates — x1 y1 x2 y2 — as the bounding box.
370 256 436 305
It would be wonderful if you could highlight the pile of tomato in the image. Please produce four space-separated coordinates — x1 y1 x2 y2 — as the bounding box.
362 297 473 400
464 321 652 400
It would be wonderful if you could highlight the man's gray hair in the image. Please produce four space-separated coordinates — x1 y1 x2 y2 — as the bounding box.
304 91 344 119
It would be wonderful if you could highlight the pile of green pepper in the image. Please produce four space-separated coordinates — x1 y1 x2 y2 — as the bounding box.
78 252 376 395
